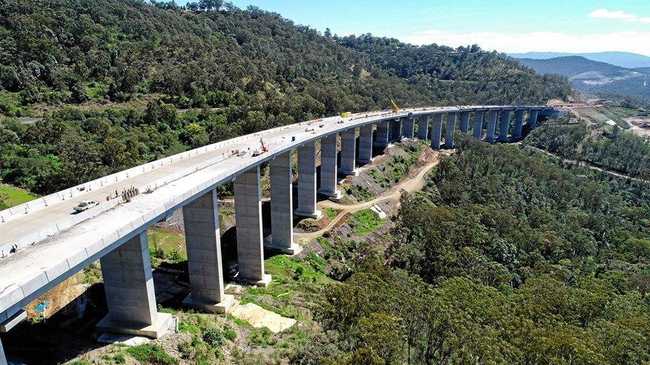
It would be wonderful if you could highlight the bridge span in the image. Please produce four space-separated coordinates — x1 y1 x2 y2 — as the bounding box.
0 105 558 363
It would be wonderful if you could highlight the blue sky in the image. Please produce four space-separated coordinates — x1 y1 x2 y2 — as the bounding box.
177 0 650 55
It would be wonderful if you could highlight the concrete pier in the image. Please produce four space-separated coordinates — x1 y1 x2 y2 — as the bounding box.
513 110 525 139
431 113 443 149
402 117 415 139
389 118 402 143
445 112 457 148
374 120 390 149
473 111 485 140
98 232 174 338
295 142 321 218
182 190 233 313
234 166 271 286
0 338 5 365
498 110 512 142
340 128 358 176
358 124 373 165
319 134 341 199
417 116 429 140
270 152 300 254
459 111 470 133
486 110 499 144
528 109 540 129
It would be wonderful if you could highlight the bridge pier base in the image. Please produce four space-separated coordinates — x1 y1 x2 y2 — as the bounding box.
358 125 373 165
234 166 271 287
295 142 322 219
459 111 470 133
513 110 525 139
486 110 499 144
403 117 415 139
499 110 511 142
417 116 429 140
340 128 358 176
98 232 175 338
182 190 234 313
445 112 457 148
374 120 390 150
430 114 443 149
473 111 484 140
269 152 300 255
319 134 341 200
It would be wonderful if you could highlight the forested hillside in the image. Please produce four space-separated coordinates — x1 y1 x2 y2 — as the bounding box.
0 0 569 195
309 139 650 364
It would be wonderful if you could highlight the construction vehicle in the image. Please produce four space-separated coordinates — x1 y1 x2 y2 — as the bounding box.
252 138 268 157
390 98 400 113
340 111 351 118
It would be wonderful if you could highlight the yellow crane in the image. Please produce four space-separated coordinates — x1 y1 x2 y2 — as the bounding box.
390 98 400 113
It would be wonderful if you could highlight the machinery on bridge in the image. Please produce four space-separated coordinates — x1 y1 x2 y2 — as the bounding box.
252 138 268 157
390 98 400 113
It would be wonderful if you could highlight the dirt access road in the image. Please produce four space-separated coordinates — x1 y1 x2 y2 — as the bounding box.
295 149 453 242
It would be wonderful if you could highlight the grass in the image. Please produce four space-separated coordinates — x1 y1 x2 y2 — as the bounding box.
344 184 374 202
0 183 38 210
147 227 187 264
349 209 384 236
126 344 178 365
369 142 422 187
324 207 339 220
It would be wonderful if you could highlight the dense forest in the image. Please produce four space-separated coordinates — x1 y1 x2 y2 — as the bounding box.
304 139 650 364
525 120 650 180
0 0 570 195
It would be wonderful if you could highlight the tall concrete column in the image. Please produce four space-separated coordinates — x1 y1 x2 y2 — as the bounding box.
430 113 443 149
417 116 429 140
182 190 233 313
528 109 540 129
340 128 358 176
389 118 402 142
374 120 390 150
270 152 300 254
402 117 415 139
513 110 526 139
319 134 341 199
98 232 174 338
486 110 499 144
472 111 485 140
358 124 373 165
459 111 470 133
498 110 512 142
296 142 321 219
1 338 6 365
445 112 457 148
234 165 271 286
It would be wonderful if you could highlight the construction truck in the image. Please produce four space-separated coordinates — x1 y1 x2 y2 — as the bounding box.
340 111 351 118
252 138 268 157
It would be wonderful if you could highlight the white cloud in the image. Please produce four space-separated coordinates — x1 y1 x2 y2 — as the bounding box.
401 30 650 56
590 8 638 21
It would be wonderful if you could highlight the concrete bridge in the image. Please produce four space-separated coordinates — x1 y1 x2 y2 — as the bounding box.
0 105 558 363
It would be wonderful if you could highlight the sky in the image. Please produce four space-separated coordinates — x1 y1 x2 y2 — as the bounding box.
178 0 650 55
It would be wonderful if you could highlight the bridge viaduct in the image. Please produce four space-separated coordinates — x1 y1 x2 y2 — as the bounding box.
0 105 558 364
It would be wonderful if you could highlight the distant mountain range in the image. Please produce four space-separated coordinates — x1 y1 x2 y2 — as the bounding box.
508 52 650 69
514 55 650 103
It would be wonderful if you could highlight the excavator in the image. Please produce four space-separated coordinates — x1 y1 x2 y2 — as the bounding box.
252 138 268 157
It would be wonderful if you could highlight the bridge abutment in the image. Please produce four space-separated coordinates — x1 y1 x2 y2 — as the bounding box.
182 190 233 313
234 166 271 286
295 142 321 219
340 128 358 176
97 232 174 338
358 125 374 165
269 152 299 254
430 113 443 149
